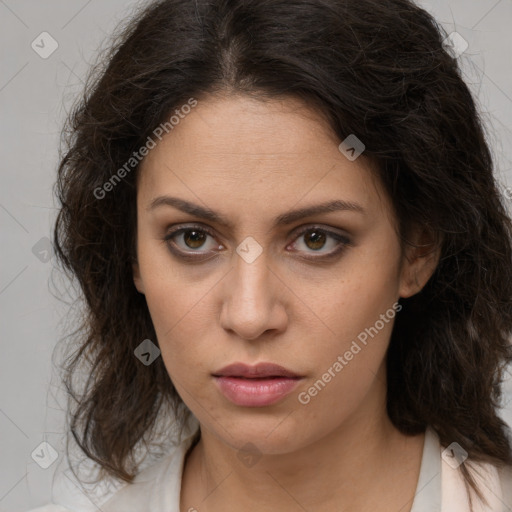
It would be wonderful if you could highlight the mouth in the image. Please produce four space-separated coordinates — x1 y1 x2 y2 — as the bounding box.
212 362 303 379
212 362 304 407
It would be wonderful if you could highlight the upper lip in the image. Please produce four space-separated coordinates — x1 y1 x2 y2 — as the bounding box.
212 362 302 379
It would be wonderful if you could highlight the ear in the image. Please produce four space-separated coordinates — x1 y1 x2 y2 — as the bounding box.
398 226 441 299
132 260 145 294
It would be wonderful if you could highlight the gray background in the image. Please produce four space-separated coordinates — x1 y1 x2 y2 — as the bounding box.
1 0 511 510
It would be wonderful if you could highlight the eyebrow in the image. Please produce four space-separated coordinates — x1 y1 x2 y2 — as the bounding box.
146 195 365 229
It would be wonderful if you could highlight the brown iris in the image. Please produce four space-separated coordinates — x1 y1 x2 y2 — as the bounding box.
304 229 326 250
183 230 207 249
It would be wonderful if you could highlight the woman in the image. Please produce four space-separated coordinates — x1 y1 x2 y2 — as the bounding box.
29 0 512 510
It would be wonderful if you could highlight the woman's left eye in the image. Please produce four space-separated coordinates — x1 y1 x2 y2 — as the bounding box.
288 226 351 260
163 225 351 260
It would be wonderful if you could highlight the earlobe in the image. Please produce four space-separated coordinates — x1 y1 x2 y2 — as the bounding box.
398 228 441 299
132 261 145 294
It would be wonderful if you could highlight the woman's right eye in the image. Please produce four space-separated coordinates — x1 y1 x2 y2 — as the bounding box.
163 226 223 259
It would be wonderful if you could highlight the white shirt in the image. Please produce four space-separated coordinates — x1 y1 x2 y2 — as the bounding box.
27 425 512 512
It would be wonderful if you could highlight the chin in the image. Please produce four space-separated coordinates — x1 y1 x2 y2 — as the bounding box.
209 415 307 454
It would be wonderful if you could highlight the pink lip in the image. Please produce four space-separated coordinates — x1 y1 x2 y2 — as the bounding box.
212 362 303 407
213 362 302 379
214 376 302 407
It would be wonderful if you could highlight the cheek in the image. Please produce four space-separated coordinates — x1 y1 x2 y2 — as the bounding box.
315 240 401 351
295 305 396 443
138 259 219 388
295 237 401 406
144 281 206 357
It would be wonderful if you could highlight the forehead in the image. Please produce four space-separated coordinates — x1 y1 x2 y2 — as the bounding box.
137 94 387 222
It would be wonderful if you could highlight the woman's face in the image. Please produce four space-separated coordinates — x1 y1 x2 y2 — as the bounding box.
133 94 430 454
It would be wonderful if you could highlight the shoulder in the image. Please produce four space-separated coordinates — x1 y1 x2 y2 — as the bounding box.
99 447 183 511
26 447 184 512
441 454 512 511
497 462 512 507
41 416 200 512
100 429 200 512
424 425 512 512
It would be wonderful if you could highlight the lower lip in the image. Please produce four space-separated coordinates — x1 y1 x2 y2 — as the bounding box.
214 376 302 407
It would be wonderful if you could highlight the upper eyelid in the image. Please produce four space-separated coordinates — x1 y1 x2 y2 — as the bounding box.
164 223 217 240
164 223 346 239
164 224 349 247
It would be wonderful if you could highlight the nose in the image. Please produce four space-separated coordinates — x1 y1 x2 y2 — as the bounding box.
219 248 288 341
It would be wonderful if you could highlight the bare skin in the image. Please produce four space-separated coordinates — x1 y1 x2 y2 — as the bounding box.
132 93 438 512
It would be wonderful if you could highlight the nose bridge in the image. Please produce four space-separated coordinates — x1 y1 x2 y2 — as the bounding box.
220 243 285 339
231 245 272 307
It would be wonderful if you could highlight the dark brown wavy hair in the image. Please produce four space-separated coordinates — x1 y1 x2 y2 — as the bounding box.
53 0 512 507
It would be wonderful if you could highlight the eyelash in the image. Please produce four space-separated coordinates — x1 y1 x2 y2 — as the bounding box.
162 224 352 262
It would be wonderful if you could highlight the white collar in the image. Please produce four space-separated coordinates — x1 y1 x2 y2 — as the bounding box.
412 426 508 512
96 424 508 512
